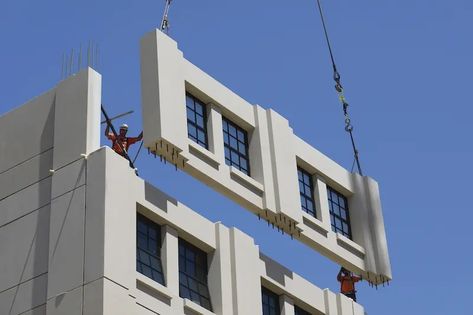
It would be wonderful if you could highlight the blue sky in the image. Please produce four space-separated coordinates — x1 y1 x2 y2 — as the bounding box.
1 1 472 314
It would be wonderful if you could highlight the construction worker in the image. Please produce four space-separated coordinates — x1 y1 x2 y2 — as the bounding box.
337 267 362 302
105 123 143 157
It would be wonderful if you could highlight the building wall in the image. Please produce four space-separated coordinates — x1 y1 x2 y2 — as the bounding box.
0 68 102 315
0 69 365 315
90 146 366 315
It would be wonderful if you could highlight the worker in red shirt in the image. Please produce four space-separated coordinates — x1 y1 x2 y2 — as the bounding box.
337 267 362 302
105 123 143 157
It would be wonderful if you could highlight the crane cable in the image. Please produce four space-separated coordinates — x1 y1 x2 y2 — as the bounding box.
315 0 364 176
160 0 173 33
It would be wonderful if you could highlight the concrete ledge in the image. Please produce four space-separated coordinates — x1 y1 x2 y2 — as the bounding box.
336 233 365 258
136 272 173 305
188 142 220 170
229 166 264 195
183 298 215 315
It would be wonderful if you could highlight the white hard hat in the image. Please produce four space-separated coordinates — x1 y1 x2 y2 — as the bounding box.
120 124 128 129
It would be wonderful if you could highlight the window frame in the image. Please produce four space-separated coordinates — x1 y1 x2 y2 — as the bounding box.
294 305 312 315
222 117 251 176
178 239 212 311
297 167 317 218
186 93 209 149
327 186 352 239
261 287 280 315
136 213 165 285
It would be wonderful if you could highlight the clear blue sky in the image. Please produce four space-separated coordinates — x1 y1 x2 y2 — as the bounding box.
1 1 472 314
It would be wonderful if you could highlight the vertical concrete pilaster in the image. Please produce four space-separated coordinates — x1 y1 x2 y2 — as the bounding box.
208 104 225 162
229 228 262 315
208 223 233 315
162 225 179 296
315 176 332 231
280 295 295 315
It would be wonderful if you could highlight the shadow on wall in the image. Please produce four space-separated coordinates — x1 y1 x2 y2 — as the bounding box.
144 181 178 212
259 252 294 287
8 97 56 314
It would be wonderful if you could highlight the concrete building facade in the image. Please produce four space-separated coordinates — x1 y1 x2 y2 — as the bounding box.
0 69 369 315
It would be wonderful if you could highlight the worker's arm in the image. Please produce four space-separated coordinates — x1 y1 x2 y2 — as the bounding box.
104 123 115 140
353 275 362 282
337 270 343 282
128 132 143 145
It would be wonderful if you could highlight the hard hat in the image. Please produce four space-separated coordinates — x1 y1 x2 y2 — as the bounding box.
120 124 128 130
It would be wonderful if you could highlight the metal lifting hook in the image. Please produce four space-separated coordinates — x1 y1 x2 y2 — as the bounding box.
160 0 173 33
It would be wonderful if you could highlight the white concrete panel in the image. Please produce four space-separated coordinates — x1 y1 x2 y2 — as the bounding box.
53 68 101 170
46 285 82 315
102 149 139 290
208 224 233 315
83 148 106 283
207 104 225 163
253 106 277 213
83 278 104 315
267 110 301 223
50 158 86 199
336 294 354 315
349 175 392 281
0 273 47 315
136 303 161 315
135 273 177 314
323 289 339 315
141 30 187 156
0 206 50 293
280 295 294 315
0 149 52 201
47 187 86 299
20 304 47 315
140 30 391 283
161 225 179 296
229 228 261 315
0 89 55 174
352 302 364 315
0 177 51 227
102 278 135 315
183 60 255 127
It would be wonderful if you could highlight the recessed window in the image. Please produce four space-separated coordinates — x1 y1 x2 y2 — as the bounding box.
262 287 280 315
178 239 212 311
298 168 316 217
222 117 250 175
295 305 312 315
136 214 165 285
327 186 352 239
186 93 208 149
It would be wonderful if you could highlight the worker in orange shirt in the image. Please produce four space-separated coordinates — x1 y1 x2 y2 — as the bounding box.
337 267 362 302
105 123 143 157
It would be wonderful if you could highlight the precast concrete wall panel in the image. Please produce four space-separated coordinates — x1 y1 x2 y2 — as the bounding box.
0 177 51 227
140 29 392 283
0 206 50 293
0 273 48 315
0 149 53 201
47 186 86 299
0 89 55 174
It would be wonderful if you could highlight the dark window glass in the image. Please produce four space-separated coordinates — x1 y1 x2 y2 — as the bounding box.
179 239 212 311
295 305 312 315
298 168 316 217
327 186 352 239
186 93 208 149
222 117 250 175
136 214 165 285
262 287 280 315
